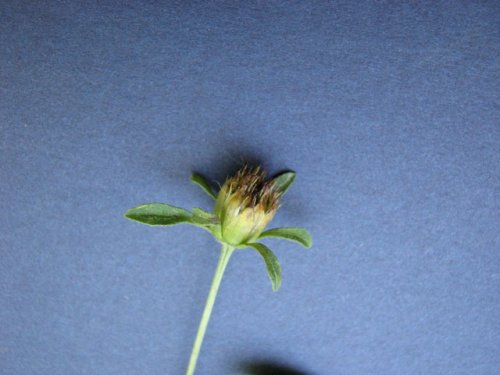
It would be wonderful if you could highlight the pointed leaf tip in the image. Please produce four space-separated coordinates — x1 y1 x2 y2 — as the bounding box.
248 243 282 292
191 173 217 199
272 171 296 196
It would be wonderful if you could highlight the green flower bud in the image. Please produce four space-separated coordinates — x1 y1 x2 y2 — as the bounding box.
214 166 281 246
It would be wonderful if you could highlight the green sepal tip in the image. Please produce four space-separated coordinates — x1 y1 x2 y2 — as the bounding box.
191 173 217 199
271 171 296 196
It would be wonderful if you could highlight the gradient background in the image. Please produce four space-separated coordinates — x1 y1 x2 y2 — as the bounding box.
1 1 499 374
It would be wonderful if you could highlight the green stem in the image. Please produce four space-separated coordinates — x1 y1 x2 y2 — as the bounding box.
186 244 234 375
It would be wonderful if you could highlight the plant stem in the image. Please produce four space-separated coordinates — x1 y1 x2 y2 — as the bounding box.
186 243 234 375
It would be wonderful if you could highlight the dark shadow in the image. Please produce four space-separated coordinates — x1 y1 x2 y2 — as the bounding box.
192 143 267 187
191 140 297 187
239 360 313 375
190 142 310 222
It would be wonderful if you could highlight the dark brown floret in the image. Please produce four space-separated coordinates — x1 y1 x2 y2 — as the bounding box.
227 165 280 212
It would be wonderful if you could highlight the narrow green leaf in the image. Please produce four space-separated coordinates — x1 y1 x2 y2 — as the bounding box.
192 207 215 220
124 203 192 226
271 171 296 196
259 227 312 248
191 173 217 199
248 243 282 292
189 208 222 238
190 207 218 226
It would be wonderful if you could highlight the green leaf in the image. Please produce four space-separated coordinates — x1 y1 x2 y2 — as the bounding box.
190 207 218 226
191 173 217 199
192 207 215 220
189 208 222 238
247 243 282 292
124 203 192 226
271 171 296 196
259 227 312 248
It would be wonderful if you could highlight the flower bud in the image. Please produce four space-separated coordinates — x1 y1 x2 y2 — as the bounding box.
214 166 280 246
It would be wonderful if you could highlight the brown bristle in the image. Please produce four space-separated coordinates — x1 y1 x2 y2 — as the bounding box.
225 165 280 212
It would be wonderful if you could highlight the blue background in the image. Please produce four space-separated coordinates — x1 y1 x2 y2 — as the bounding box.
1 1 499 374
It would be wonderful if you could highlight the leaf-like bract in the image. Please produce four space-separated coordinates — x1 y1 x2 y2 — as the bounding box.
271 171 296 196
248 243 282 292
191 173 217 199
259 227 312 248
124 203 192 226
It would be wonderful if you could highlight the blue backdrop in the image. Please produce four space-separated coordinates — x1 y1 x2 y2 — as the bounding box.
1 1 498 374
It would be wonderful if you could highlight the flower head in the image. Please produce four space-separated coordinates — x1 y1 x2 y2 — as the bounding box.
124 162 312 375
214 166 281 246
125 164 311 292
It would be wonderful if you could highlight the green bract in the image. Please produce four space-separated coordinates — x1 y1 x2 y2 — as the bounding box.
125 166 311 291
